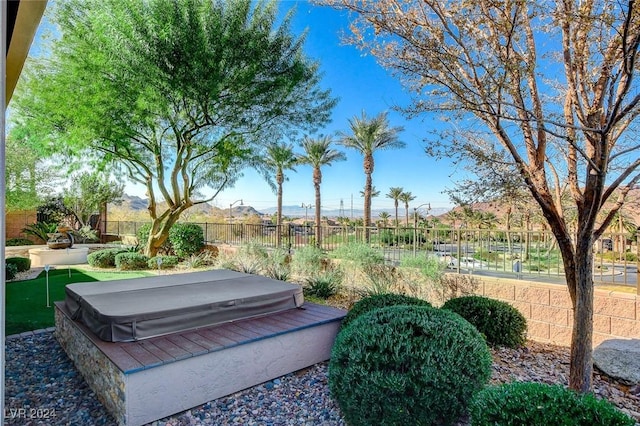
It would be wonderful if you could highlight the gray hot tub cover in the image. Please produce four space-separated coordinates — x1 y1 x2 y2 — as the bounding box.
63 269 304 342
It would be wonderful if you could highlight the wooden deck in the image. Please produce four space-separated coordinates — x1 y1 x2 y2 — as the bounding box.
91 302 345 373
55 301 346 426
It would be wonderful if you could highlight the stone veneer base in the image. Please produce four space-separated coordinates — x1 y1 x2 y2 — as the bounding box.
55 302 345 426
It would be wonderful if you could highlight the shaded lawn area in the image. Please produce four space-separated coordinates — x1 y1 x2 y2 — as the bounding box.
6 268 152 335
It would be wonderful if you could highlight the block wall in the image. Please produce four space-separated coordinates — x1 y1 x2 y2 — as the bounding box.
455 274 640 346
6 210 37 241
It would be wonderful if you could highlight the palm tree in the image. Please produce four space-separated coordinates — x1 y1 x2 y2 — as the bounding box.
399 191 416 226
378 211 391 227
446 209 463 229
339 111 404 239
298 135 346 246
477 211 498 229
386 186 404 227
263 142 297 247
359 185 380 198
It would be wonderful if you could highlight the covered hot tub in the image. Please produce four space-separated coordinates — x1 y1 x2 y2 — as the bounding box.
63 269 304 342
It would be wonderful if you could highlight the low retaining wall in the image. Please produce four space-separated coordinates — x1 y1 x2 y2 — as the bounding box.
463 275 639 346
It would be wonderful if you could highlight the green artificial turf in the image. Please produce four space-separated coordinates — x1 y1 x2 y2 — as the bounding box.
6 268 152 335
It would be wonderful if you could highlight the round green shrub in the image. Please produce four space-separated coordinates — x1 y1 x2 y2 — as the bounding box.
169 223 204 258
147 255 179 269
87 248 128 268
442 295 527 347
136 223 172 254
341 293 432 330
470 382 635 426
329 305 492 426
6 238 34 246
136 223 151 246
6 257 31 273
115 252 149 270
5 263 18 281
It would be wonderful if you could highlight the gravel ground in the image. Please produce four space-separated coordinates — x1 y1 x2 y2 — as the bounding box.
4 331 640 425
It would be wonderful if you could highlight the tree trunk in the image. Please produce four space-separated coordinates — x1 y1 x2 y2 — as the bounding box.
523 213 531 261
314 168 322 247
551 217 593 392
363 154 373 243
276 172 283 247
568 231 595 392
505 206 512 254
394 201 399 228
144 213 181 258
404 204 409 226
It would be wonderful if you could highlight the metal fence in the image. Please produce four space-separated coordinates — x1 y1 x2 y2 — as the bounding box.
104 221 640 287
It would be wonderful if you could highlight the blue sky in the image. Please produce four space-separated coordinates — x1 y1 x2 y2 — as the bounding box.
195 1 458 214
28 1 459 214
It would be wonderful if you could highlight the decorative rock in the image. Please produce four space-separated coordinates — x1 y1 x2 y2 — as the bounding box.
593 339 640 385
5 331 640 425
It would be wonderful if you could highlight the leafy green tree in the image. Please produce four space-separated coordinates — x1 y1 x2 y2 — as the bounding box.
64 171 124 229
331 0 640 392
262 142 298 247
338 111 404 238
5 125 61 211
398 191 416 226
298 136 346 246
386 186 404 227
13 0 335 256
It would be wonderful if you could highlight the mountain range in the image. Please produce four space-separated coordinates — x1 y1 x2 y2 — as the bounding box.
110 194 450 219
111 190 640 225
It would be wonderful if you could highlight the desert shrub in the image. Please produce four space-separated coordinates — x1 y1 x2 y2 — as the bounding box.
265 262 291 281
470 382 635 426
304 267 343 299
400 255 445 282
184 251 217 269
442 295 527 347
362 263 405 295
74 226 100 243
5 263 18 281
6 238 34 246
331 243 384 266
87 248 128 268
329 306 492 426
291 245 327 278
264 248 291 281
202 245 219 257
600 250 638 262
169 223 204 258
232 241 269 274
147 255 179 270
379 229 424 246
213 250 239 271
472 251 500 263
379 229 395 246
341 293 432 330
331 243 385 288
6 257 31 273
115 252 149 270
